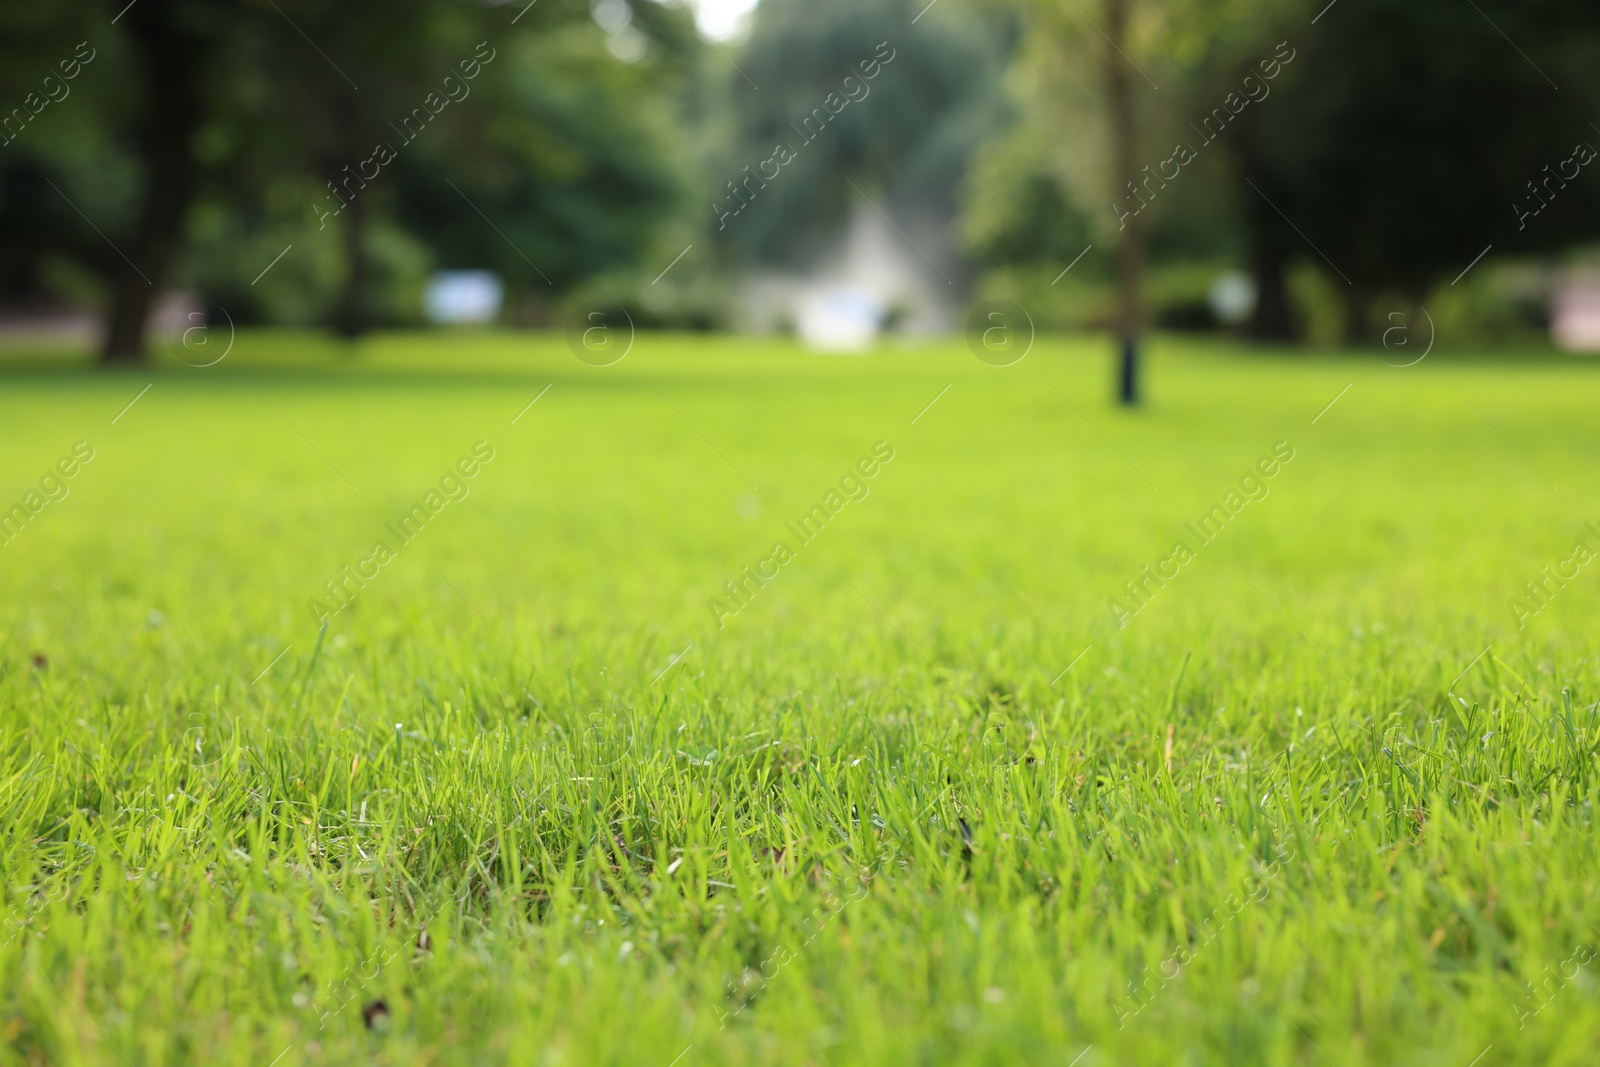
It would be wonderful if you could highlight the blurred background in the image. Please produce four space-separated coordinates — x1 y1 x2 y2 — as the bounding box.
3 0 1600 364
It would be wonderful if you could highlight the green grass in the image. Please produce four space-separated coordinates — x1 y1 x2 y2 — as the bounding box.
2 331 1599 1066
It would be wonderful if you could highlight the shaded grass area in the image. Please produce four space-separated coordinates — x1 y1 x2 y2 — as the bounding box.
2 331 1599 1066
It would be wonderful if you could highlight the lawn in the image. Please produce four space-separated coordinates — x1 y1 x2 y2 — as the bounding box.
2 331 1598 1066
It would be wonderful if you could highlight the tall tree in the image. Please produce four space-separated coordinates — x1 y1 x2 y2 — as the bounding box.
392 2 696 305
961 0 1182 398
1236 0 1600 342
1104 0 1143 404
264 0 452 340
0 0 698 355
715 0 1009 274
100 0 215 361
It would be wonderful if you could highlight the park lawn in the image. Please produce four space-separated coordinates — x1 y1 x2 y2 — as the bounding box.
1 330 1598 1066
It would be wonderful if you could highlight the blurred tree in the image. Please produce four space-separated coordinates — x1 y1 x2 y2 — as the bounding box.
961 0 1284 325
964 159 1095 268
966 0 1600 349
714 0 1010 273
257 0 469 339
1103 0 1143 404
0 0 238 362
258 0 693 335
98 0 217 360
392 7 696 317
964 0 1179 401
0 0 698 360
1154 0 1302 340
1232 0 1600 342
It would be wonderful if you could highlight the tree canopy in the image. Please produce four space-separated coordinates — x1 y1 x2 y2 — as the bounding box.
4 0 1600 358
0 0 700 358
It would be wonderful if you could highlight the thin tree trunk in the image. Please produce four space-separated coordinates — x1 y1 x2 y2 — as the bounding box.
1247 233 1296 341
328 91 369 340
335 189 368 338
1343 286 1372 347
1231 91 1296 343
102 0 205 364
1105 0 1141 405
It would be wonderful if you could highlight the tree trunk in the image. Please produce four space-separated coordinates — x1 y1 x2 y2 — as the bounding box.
1229 75 1297 344
1247 233 1296 341
335 189 368 338
1342 286 1372 347
1105 0 1142 406
101 0 206 364
328 91 370 340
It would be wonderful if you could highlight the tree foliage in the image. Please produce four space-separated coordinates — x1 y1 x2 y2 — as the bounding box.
714 0 1011 269
1241 0 1600 337
965 0 1600 343
0 0 699 358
